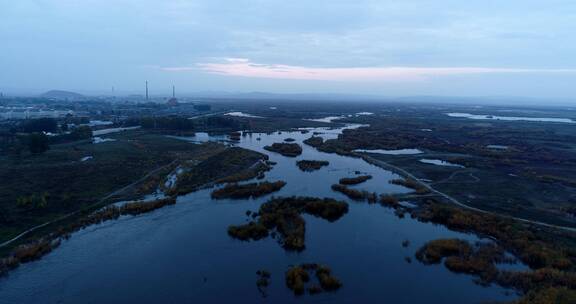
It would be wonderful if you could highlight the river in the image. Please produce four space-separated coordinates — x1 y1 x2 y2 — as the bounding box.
0 121 521 303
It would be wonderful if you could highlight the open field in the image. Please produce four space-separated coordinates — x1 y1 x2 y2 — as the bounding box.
295 103 576 227
0 130 224 244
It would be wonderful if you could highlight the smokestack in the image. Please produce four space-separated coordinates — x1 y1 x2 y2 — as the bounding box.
146 81 149 100
172 85 175 98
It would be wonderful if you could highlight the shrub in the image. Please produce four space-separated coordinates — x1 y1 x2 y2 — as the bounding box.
303 136 323 147
296 160 329 172
227 197 348 251
211 181 286 199
415 239 472 264
286 266 309 295
27 133 50 154
389 178 429 194
227 222 269 241
285 263 342 295
380 195 400 207
316 265 342 291
264 143 302 157
514 287 576 304
331 184 367 201
339 175 372 185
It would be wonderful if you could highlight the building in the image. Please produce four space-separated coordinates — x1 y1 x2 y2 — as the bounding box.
0 108 74 120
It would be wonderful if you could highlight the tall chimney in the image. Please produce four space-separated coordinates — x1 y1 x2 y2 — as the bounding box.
172 85 175 98
146 81 149 100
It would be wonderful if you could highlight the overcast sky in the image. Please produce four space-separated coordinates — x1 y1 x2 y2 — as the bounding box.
1 0 576 98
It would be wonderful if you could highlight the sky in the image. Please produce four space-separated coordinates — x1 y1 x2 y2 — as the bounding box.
1 0 576 99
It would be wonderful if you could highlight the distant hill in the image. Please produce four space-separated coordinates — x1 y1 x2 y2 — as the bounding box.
188 91 576 106
191 91 387 102
41 90 84 99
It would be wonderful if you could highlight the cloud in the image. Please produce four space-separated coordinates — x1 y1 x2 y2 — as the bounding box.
2 0 576 97
161 58 576 82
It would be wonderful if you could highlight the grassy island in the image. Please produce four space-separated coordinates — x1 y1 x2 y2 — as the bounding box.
263 143 303 157
303 136 324 148
331 184 377 202
389 178 430 194
413 200 576 303
417 239 518 283
256 269 271 297
285 263 342 295
296 160 329 172
339 175 372 185
228 197 348 251
211 181 286 199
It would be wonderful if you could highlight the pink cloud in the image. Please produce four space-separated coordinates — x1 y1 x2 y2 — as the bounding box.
162 58 576 82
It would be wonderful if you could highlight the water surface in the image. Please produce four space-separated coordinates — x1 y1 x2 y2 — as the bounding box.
225 112 263 118
354 148 423 155
447 112 575 124
419 159 465 168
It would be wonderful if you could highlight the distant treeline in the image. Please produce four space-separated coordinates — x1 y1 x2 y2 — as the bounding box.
125 115 246 132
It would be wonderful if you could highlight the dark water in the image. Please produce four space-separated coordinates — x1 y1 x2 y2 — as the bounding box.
0 123 520 304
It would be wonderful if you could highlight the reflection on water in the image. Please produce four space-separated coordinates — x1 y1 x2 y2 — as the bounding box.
168 132 228 144
447 112 576 124
419 159 465 168
354 148 423 155
92 126 141 136
304 116 346 123
487 145 508 150
0 121 520 304
224 112 263 118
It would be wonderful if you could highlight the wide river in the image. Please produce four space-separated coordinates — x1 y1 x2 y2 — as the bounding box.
0 122 521 303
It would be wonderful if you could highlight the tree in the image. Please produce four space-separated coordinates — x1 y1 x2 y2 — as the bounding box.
70 125 93 140
20 118 58 133
27 133 50 154
9 139 24 160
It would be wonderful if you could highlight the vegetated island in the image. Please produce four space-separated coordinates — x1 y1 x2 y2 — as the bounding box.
412 199 576 303
416 239 515 283
339 175 372 185
389 178 430 194
296 160 329 172
211 181 286 199
303 136 324 148
331 175 376 201
227 196 348 251
256 269 271 298
331 184 378 203
286 263 342 295
264 143 303 157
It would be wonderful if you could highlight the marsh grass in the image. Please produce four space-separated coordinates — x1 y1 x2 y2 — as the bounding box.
296 160 329 172
390 178 430 194
285 263 342 295
0 197 176 276
228 197 348 251
338 175 372 185
211 181 286 199
264 143 303 157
